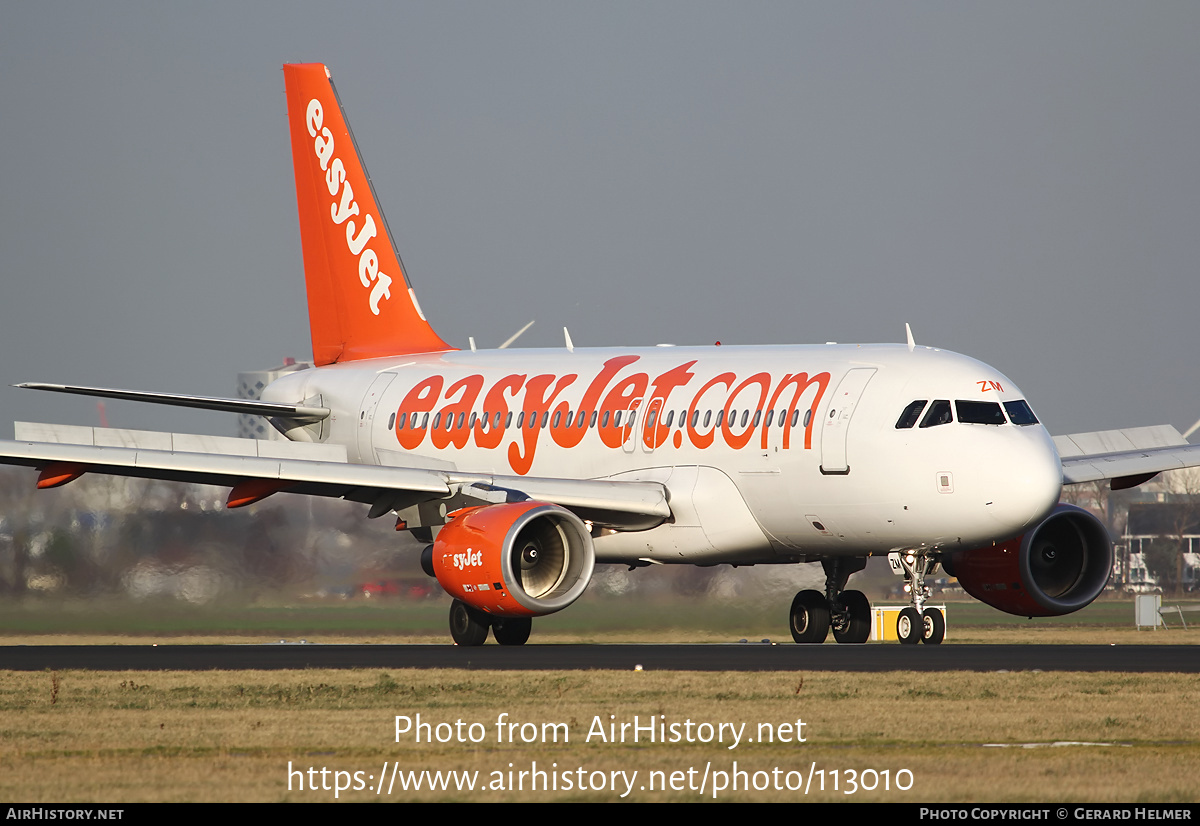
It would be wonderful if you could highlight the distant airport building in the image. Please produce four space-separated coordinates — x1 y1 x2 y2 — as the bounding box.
1122 503 1200 593
236 358 312 440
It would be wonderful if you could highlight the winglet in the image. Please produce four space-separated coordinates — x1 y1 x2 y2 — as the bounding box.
283 63 453 365
499 320 535 350
905 323 916 352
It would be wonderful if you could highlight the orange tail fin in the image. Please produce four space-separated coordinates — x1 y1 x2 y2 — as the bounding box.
283 63 452 365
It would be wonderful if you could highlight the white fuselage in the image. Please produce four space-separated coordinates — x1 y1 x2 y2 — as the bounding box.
262 343 1063 565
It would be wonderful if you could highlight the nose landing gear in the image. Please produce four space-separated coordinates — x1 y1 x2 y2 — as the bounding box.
889 550 945 645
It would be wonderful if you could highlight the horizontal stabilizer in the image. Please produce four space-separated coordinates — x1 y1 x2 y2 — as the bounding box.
15 383 329 423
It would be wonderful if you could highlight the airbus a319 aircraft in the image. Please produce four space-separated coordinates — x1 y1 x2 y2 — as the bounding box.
4 64 1199 645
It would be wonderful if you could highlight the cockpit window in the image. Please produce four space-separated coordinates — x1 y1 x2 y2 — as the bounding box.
919 400 953 428
895 400 928 429
1003 399 1039 425
956 400 1006 425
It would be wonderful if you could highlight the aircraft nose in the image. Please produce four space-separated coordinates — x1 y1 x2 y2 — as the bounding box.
984 429 1063 532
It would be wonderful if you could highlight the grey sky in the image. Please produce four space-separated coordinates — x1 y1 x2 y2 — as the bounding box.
1 2 1197 438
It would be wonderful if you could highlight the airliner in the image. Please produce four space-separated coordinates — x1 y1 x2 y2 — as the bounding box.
3 63 1198 646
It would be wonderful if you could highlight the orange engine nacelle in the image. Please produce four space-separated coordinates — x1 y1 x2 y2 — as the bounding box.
424 502 595 618
942 504 1113 617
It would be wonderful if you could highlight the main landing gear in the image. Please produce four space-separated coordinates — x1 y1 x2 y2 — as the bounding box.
449 600 532 646
789 558 872 644
890 550 945 645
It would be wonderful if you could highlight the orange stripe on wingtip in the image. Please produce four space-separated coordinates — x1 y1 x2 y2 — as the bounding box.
37 463 88 489
226 479 296 509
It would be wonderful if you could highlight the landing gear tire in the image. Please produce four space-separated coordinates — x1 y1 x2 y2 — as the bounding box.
896 606 922 645
920 607 945 645
449 599 490 646
831 590 871 644
492 616 532 646
790 590 830 644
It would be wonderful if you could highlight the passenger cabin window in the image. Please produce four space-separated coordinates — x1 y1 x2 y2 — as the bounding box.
895 400 928 429
919 400 953 428
955 400 1006 425
1003 400 1039 425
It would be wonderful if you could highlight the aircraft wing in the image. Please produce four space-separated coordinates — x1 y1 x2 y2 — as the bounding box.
0 425 671 532
1056 425 1200 489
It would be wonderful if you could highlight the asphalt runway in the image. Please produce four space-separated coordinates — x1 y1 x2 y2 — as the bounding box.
1 643 1197 672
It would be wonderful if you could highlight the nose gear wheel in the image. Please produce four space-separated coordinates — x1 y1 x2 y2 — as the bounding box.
891 550 946 645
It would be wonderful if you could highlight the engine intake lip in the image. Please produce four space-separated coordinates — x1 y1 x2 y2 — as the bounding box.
499 504 594 614
1019 504 1113 614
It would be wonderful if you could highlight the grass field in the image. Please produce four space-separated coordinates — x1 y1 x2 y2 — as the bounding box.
2 668 1198 802
1 595 1197 802
0 594 1196 645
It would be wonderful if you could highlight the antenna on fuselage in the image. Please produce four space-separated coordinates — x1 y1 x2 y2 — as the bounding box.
905 323 916 352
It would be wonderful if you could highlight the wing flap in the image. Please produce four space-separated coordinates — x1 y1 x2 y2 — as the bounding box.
0 431 671 530
15 422 347 462
443 473 671 531
0 438 450 497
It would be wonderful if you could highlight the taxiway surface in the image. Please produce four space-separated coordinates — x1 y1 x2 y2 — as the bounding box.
1 644 1196 672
